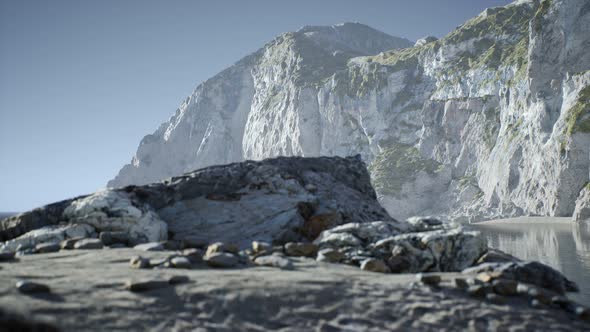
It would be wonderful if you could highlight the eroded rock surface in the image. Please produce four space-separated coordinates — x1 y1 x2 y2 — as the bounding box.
0 155 391 251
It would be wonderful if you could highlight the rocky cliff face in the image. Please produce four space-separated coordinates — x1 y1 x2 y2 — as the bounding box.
109 0 590 223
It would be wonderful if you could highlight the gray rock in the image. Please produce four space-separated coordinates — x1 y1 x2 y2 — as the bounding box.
124 279 169 292
35 242 61 254
99 231 129 246
204 252 239 268
74 239 104 250
254 255 294 270
162 240 183 250
170 256 192 269
360 258 390 273
0 251 15 262
489 261 578 294
16 280 50 294
129 256 150 269
133 242 164 252
316 248 345 263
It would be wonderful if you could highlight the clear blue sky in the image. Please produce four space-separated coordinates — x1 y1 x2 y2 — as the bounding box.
0 0 512 212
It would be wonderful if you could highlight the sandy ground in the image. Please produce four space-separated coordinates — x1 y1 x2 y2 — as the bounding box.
0 248 588 331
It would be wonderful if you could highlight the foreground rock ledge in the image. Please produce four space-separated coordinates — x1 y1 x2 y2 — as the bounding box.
0 249 587 332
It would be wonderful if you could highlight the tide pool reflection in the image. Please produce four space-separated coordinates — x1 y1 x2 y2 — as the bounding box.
471 218 590 306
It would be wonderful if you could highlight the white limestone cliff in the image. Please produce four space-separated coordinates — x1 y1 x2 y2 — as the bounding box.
109 1 590 223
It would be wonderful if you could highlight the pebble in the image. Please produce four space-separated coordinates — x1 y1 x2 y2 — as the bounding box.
575 306 590 321
304 183 317 192
170 256 192 269
284 242 319 257
124 280 169 292
530 299 542 308
35 242 61 254
99 232 129 246
316 248 345 263
74 239 104 250
492 279 518 296
133 242 164 251
16 280 51 294
204 252 239 268
252 241 272 254
206 242 239 256
0 251 16 262
254 255 294 270
416 273 441 286
360 258 390 273
168 275 190 285
550 295 570 309
129 256 150 269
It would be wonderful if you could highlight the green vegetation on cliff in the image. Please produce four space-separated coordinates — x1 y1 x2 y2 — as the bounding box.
565 85 590 136
369 143 442 197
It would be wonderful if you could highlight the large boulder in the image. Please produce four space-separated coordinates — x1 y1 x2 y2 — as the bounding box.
0 155 392 249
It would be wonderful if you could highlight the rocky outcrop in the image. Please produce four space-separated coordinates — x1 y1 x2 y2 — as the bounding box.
573 184 590 222
108 0 590 222
1 155 392 250
314 218 487 272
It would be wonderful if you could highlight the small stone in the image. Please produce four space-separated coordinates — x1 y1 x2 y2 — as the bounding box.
360 258 390 273
35 242 61 254
0 251 16 262
182 248 204 263
492 279 518 296
252 241 272 254
254 255 294 270
60 237 84 250
204 252 239 268
99 231 129 246
149 257 170 268
316 248 345 263
170 256 192 269
181 236 208 249
284 242 318 257
133 242 164 251
486 293 506 304
16 280 50 294
124 280 169 292
416 273 441 286
206 242 239 256
74 238 104 250
467 285 490 298
476 249 520 265
129 256 150 269
168 275 190 285
454 278 470 289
